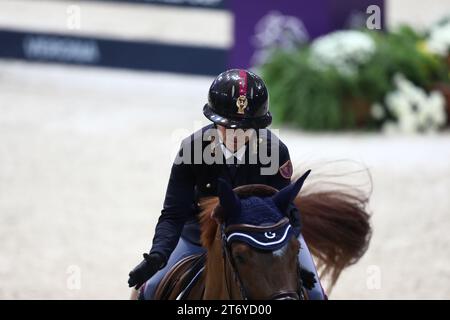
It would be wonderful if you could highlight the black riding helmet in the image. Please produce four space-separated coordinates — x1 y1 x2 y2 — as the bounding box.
203 69 272 129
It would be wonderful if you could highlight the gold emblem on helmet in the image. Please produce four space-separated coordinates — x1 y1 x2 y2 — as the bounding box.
236 95 248 114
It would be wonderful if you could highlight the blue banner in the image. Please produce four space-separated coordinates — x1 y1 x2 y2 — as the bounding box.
0 29 227 76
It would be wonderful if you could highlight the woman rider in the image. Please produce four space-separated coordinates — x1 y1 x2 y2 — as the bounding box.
127 69 326 299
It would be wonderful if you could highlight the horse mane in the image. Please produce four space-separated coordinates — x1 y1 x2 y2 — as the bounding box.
198 180 372 292
198 184 278 248
198 196 220 248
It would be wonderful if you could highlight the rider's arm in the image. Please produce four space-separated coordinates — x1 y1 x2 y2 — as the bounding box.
267 141 302 231
267 140 291 190
148 143 196 266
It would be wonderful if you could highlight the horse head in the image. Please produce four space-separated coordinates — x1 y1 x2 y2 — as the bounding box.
201 170 311 300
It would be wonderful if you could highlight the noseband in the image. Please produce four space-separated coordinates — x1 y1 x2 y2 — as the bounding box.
219 219 305 300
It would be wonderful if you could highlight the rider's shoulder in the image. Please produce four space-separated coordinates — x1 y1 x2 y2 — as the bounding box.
259 129 289 155
175 124 214 160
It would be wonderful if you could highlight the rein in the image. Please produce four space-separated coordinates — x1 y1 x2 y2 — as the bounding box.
220 224 248 299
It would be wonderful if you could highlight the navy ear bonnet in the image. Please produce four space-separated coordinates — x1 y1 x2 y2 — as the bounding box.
225 196 284 226
218 170 311 251
224 196 299 251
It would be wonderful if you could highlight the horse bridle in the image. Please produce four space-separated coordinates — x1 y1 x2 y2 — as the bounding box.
219 222 305 300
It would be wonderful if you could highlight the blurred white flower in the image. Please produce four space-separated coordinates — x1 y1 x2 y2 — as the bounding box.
393 73 427 103
427 91 447 126
370 103 385 119
381 121 398 135
376 74 447 134
426 20 450 56
398 113 418 134
310 30 376 75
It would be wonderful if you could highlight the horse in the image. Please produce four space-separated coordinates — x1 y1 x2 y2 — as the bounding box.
149 169 372 300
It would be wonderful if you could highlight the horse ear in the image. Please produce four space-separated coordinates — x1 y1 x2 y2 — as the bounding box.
272 169 311 214
217 178 241 220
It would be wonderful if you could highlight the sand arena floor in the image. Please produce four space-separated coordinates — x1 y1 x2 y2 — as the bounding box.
0 61 449 299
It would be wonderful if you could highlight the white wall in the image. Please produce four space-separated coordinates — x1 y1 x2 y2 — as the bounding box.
0 0 232 47
387 0 450 30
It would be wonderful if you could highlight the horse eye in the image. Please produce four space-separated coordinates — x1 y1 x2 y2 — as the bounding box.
233 253 246 264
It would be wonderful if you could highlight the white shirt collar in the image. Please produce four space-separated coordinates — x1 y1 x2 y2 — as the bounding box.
220 143 247 161
217 133 247 161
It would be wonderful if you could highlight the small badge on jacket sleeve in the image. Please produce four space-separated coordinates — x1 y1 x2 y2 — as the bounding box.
279 160 293 179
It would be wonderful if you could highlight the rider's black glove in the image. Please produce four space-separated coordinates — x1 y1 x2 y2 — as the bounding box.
128 252 166 289
300 267 317 290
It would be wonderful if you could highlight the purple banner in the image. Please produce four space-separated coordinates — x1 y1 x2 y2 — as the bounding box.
228 0 384 68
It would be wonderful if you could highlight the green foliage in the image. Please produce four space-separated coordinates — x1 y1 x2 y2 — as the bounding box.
260 50 351 131
259 27 448 131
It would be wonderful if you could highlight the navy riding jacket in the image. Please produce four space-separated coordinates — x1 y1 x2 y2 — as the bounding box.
149 124 298 263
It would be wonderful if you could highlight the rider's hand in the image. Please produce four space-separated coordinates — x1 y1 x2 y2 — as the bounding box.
300 267 317 290
128 252 165 289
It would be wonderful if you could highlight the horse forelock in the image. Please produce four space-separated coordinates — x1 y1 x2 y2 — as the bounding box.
199 196 220 248
234 184 278 198
199 184 279 248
